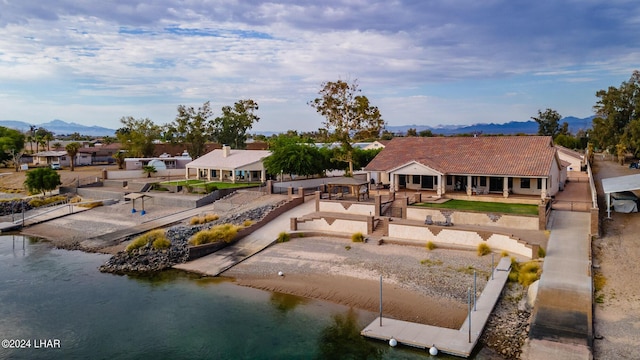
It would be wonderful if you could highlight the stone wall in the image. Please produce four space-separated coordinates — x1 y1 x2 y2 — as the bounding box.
388 223 537 258
406 207 540 230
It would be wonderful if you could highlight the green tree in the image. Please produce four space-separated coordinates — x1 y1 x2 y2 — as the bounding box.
24 167 61 196
213 99 260 149
65 142 81 171
168 101 214 158
0 127 25 171
113 151 126 169
591 70 640 154
532 109 562 137
142 165 157 178
263 135 325 178
309 79 385 175
419 129 434 137
406 128 417 137
115 117 161 157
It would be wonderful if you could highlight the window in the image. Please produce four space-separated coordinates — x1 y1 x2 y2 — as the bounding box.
447 176 453 186
537 178 542 189
412 175 421 184
421 176 434 189
521 178 530 189
480 177 487 187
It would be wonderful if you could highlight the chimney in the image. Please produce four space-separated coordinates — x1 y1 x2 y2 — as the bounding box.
222 144 230 157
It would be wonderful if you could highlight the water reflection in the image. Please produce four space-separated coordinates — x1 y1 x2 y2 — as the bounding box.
270 291 309 313
316 308 385 360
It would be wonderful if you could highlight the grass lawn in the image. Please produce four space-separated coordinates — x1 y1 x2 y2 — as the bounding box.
159 179 204 186
415 199 538 215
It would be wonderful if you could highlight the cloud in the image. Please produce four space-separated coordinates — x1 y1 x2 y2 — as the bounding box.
0 1 638 132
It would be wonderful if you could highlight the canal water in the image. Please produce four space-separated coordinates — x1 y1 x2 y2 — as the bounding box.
0 235 476 360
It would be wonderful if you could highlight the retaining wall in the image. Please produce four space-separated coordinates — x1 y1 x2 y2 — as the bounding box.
318 201 376 215
406 207 539 230
388 223 537 259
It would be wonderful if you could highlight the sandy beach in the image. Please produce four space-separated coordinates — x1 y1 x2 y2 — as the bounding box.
223 235 498 329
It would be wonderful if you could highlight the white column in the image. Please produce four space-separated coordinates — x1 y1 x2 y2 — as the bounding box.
466 175 472 195
503 176 509 198
541 178 547 199
437 175 443 197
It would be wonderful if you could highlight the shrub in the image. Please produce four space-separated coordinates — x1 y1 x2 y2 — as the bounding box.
126 236 149 252
127 229 168 252
351 232 365 243
243 219 253 227
477 243 491 256
205 183 218 193
69 196 82 203
537 246 546 258
152 237 171 250
425 241 436 251
508 257 520 282
78 201 103 209
501 250 509 257
189 216 202 225
277 232 290 243
345 245 351 250
189 224 241 246
420 259 443 266
593 272 607 292
204 214 219 223
190 213 220 225
518 261 542 287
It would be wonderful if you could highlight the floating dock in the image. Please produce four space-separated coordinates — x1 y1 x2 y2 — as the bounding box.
361 256 511 358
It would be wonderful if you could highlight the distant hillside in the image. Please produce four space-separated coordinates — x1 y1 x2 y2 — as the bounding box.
0 119 116 137
385 116 595 136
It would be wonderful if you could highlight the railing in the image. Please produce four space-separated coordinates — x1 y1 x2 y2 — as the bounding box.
586 161 598 209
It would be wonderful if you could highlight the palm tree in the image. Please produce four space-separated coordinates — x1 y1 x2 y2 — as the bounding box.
44 133 54 151
65 142 81 171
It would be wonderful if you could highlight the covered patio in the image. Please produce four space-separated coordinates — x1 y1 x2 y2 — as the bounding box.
325 177 371 201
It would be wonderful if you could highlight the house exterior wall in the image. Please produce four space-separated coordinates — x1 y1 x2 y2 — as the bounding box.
558 151 583 172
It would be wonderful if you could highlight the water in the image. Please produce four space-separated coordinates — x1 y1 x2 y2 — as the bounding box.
0 235 459 360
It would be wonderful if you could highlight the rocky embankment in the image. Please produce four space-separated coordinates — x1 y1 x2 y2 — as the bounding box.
480 284 532 359
99 202 285 274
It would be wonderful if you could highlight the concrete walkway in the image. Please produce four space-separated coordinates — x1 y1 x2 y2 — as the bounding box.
174 199 316 276
361 256 512 357
523 211 592 359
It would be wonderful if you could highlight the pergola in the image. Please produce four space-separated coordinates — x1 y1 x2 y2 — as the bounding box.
124 193 152 215
326 177 370 201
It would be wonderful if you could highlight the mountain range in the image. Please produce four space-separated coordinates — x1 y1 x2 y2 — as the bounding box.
0 116 595 138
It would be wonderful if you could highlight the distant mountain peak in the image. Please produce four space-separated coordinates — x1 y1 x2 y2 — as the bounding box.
0 119 116 137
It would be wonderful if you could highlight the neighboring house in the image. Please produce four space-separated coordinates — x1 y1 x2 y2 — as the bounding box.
78 143 122 164
185 145 271 183
556 145 585 172
33 150 92 167
364 136 565 200
125 151 192 170
32 151 70 167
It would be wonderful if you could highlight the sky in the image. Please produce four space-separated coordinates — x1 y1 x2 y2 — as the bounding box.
1 1 639 134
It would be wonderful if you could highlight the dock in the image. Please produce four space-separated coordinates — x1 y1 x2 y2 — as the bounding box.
361 256 511 358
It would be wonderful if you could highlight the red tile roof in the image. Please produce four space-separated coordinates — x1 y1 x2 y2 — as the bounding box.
364 136 558 177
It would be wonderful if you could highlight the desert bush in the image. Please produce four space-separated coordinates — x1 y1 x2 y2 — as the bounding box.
477 243 491 256
277 232 290 243
126 229 168 252
501 250 509 257
152 237 171 250
69 196 82 203
425 241 436 251
77 201 103 209
190 213 220 225
518 261 542 287
243 219 253 227
538 246 546 258
189 224 240 246
351 232 365 243
28 195 68 208
508 257 520 282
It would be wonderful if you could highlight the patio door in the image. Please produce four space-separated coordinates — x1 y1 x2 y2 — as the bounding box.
398 174 406 188
489 177 503 192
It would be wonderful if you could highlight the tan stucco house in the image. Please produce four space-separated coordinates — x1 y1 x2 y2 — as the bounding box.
364 136 565 200
185 145 270 183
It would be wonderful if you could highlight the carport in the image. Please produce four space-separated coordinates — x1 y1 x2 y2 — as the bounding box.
601 173 640 218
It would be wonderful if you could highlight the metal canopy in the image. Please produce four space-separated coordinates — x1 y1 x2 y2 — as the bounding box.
601 173 640 218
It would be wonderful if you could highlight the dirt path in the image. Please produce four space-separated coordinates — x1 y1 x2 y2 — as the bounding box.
591 157 640 359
